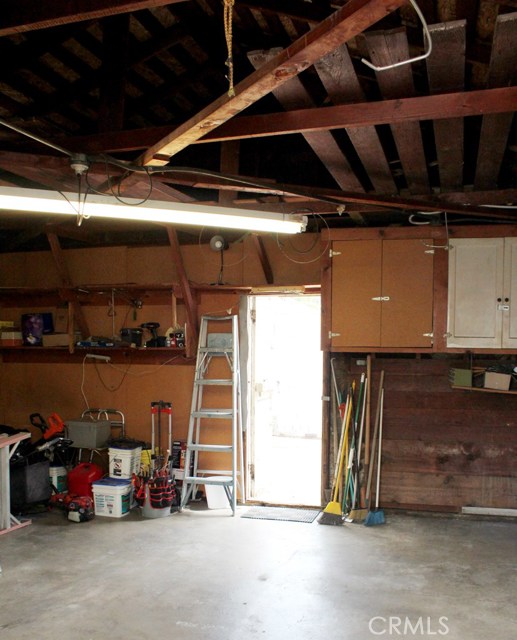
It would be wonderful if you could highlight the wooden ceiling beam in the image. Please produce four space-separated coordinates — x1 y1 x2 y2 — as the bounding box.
134 0 407 167
199 87 517 142
0 0 188 36
56 86 517 154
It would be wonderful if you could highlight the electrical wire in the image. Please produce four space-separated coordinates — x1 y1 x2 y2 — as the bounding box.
80 355 91 410
275 212 331 264
361 0 432 72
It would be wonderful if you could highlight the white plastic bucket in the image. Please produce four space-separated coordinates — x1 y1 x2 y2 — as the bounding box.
109 447 142 479
204 477 230 509
92 478 132 517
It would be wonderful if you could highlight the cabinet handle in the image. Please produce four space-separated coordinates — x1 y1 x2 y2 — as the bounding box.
371 296 390 302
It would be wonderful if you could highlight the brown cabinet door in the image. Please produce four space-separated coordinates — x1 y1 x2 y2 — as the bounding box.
381 239 434 347
331 239 382 348
330 238 434 349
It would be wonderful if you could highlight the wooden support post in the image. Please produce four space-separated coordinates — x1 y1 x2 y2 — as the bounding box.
166 228 198 356
46 232 90 340
251 235 274 284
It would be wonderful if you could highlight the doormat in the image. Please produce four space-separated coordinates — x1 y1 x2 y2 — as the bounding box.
241 507 321 523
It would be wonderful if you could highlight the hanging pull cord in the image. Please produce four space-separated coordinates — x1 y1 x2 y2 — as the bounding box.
361 0 432 72
224 0 235 97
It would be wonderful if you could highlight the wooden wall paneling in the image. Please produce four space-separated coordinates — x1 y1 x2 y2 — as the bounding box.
314 45 397 194
381 472 516 508
347 356 517 509
474 12 517 189
426 20 466 190
363 28 430 194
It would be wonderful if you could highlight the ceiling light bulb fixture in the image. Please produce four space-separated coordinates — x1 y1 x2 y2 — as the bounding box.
0 187 307 234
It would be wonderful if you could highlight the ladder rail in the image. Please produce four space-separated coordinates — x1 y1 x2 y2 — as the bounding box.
180 314 244 515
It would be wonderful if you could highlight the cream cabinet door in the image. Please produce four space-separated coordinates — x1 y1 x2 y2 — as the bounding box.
447 238 504 348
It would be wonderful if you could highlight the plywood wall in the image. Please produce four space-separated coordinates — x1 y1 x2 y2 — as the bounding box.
0 236 321 449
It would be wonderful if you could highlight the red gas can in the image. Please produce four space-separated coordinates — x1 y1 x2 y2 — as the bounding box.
67 462 103 498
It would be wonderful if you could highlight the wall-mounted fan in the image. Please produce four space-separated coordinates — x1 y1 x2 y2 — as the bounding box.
209 234 229 285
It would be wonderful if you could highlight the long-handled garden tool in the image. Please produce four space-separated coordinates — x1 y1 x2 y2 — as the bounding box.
364 386 385 526
347 374 368 521
318 385 353 526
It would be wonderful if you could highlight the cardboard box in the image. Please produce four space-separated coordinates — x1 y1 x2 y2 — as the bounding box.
449 368 472 387
1 331 23 346
484 372 511 391
42 333 71 347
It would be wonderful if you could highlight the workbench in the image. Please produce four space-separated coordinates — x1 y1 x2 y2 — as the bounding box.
0 431 32 536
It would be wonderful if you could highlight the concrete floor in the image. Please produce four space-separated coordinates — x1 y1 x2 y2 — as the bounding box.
0 506 515 640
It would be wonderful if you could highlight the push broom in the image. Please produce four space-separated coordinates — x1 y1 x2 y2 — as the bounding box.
364 386 385 526
318 385 353 526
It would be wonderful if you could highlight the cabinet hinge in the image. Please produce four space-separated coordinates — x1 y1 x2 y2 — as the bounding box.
424 249 435 254
371 296 390 301
444 332 452 338
329 331 341 339
329 249 341 258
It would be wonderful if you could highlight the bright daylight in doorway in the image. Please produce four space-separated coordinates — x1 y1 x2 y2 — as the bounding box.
248 294 322 507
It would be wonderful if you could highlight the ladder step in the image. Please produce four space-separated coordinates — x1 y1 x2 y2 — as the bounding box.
199 347 233 354
184 476 233 486
195 379 233 386
192 409 233 418
188 444 233 453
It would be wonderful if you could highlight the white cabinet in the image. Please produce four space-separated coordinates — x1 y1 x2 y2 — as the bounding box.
447 237 517 348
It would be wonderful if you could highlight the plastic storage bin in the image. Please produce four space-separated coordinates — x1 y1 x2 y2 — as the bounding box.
65 419 111 448
109 446 142 479
92 478 132 518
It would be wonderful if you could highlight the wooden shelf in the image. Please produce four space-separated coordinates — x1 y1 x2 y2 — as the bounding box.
0 346 194 365
451 385 517 396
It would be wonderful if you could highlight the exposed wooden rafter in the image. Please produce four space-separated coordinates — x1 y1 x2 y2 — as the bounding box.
0 0 187 36
133 0 408 167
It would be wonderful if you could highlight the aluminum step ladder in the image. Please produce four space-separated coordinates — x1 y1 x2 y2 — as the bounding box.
180 314 244 515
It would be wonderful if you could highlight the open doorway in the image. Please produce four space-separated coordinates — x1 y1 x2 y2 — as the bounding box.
246 294 322 507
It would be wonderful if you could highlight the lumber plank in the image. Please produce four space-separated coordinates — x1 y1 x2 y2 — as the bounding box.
363 28 430 193
0 0 187 36
315 45 397 194
426 20 466 190
474 12 517 189
247 48 365 199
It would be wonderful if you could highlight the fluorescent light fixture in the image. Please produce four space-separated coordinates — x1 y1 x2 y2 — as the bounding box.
0 186 307 234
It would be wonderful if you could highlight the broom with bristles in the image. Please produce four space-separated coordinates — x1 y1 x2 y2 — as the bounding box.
364 386 386 526
318 385 353 526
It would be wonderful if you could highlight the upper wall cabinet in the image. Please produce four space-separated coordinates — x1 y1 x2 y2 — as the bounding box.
328 238 434 350
447 237 517 349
